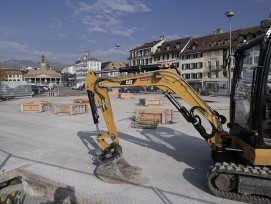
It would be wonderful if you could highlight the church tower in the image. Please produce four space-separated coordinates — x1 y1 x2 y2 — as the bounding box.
40 55 47 70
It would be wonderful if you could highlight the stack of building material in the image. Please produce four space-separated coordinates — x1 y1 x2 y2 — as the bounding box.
118 93 134 99
139 98 163 106
20 101 52 112
73 98 90 112
53 104 87 115
136 108 174 125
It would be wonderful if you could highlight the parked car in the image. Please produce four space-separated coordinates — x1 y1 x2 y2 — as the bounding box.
31 85 39 95
37 86 46 93
42 86 50 91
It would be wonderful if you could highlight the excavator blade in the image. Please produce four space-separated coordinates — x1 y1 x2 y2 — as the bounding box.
95 154 142 184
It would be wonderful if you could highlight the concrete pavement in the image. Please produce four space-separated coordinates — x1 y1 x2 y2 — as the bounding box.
0 93 244 204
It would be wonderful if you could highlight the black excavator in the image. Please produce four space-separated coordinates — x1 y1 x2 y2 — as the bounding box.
84 18 271 203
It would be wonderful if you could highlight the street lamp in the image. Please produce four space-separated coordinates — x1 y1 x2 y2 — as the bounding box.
115 43 121 63
80 52 88 95
225 11 235 95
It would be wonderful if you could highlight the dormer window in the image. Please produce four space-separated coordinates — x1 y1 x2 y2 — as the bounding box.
192 45 196 50
166 45 170 50
176 43 180 49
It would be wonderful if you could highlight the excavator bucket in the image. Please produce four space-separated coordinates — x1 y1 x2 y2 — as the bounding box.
95 154 142 184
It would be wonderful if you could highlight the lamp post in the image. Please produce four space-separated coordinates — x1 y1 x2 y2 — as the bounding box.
115 43 121 63
81 52 88 94
225 11 235 95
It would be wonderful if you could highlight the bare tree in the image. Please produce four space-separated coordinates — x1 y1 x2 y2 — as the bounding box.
0 69 6 81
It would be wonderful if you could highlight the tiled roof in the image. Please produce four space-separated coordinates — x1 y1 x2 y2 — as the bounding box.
24 69 61 77
182 25 266 54
101 61 127 71
130 39 164 51
153 37 192 55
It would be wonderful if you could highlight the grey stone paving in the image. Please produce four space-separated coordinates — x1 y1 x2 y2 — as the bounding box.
0 93 244 204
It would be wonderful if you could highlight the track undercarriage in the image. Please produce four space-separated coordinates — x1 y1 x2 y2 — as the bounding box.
208 162 271 203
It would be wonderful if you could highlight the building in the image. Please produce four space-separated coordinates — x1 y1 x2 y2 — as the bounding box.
2 68 26 81
75 51 101 84
128 25 266 95
128 37 165 66
101 61 127 77
23 55 61 84
152 37 192 68
180 25 266 94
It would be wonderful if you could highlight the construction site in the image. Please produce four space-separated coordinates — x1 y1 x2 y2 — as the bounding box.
0 91 244 204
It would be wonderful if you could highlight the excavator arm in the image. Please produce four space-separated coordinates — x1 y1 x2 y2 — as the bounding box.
85 66 231 183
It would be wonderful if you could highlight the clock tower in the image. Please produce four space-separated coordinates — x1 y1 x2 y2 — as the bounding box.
40 55 47 70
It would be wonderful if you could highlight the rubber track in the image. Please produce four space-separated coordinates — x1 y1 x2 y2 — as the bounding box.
208 162 271 204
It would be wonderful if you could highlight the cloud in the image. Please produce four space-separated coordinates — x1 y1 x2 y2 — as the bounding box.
0 40 77 64
51 18 63 28
0 27 18 36
92 47 129 62
68 0 150 37
58 33 67 38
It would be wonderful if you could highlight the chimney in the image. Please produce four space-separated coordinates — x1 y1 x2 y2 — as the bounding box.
214 28 223 34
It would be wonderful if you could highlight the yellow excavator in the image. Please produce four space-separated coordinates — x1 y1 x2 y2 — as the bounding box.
84 18 271 203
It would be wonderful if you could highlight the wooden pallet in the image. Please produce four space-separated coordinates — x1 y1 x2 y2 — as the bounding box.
136 108 173 124
118 93 134 99
54 104 88 115
139 98 163 106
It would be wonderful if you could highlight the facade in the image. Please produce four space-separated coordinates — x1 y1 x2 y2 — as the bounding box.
3 68 26 81
181 25 265 94
128 25 266 95
23 55 61 84
128 37 165 66
152 37 192 68
23 69 61 84
75 52 101 84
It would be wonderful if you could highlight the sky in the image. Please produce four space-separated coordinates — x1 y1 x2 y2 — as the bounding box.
0 0 271 65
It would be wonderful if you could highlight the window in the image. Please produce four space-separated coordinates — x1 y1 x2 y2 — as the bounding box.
191 73 197 79
197 62 203 69
176 43 180 49
254 56 259 64
182 54 189 60
166 45 170 50
167 54 169 60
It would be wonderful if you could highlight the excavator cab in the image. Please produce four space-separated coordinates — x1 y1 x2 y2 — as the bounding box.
230 25 271 154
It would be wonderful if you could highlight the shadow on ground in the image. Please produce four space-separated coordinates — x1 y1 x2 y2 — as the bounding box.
77 127 214 193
